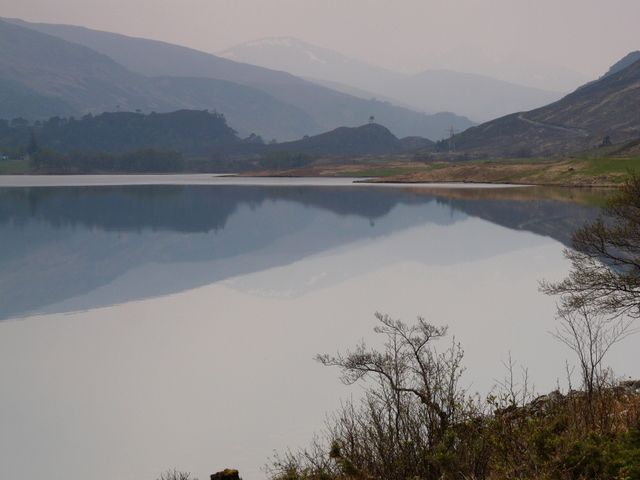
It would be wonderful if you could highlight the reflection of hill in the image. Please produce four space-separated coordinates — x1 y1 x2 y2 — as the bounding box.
419 186 604 248
0 185 603 320
406 185 609 205
0 185 603 237
446 197 593 247
0 185 432 233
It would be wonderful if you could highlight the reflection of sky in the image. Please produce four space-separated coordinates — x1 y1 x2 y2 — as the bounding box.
0 183 636 480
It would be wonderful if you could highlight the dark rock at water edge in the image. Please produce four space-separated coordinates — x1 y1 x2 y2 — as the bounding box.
211 469 241 480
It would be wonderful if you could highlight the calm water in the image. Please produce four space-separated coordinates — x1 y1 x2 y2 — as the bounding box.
0 178 636 480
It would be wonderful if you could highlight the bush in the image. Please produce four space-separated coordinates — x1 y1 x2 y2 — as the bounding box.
268 315 640 480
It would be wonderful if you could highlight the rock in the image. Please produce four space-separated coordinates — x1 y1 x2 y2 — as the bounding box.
620 379 640 393
210 469 241 480
528 390 564 414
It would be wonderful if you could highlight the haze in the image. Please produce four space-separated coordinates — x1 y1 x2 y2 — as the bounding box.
2 0 639 91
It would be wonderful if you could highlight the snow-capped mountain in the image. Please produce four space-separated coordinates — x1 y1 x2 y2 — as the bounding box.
219 37 402 99
220 37 566 122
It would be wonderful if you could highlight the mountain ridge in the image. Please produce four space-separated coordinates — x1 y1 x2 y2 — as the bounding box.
220 36 564 121
0 19 319 140
603 51 640 78
452 55 640 156
4 18 474 140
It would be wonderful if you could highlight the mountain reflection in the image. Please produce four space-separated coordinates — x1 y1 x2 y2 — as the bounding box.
0 185 602 320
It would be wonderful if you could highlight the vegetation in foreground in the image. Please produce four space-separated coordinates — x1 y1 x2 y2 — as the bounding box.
266 316 638 480
262 175 640 480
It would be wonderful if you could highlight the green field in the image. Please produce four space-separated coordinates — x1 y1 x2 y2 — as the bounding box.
331 155 640 186
579 156 640 177
0 158 30 174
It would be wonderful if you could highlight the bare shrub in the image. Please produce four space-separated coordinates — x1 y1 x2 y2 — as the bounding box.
157 469 196 480
269 313 485 480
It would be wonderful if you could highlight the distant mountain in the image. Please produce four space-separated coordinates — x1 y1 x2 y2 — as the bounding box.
269 123 431 156
0 78 76 119
425 47 591 92
452 55 640 156
299 77 407 108
146 76 317 140
0 20 318 140
0 20 164 113
220 37 564 121
397 70 562 122
5 19 474 140
219 37 404 99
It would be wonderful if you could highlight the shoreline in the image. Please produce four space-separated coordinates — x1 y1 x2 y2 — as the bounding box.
0 172 620 189
3 154 637 188
0 173 530 189
242 156 640 188
357 178 619 189
238 172 622 188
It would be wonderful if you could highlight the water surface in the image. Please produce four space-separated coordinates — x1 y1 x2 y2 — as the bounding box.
0 179 635 480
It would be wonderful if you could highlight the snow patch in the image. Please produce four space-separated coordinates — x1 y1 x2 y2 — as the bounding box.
305 50 328 64
243 37 296 48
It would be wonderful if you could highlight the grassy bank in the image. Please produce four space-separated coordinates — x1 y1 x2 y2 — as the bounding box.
251 155 640 187
0 158 30 174
5 154 640 187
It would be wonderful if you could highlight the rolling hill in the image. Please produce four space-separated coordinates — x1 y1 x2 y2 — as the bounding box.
452 55 640 156
1 110 431 161
268 123 432 156
4 18 474 140
396 69 562 122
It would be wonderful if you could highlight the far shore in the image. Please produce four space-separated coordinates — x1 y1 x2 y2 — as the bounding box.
244 155 640 188
2 154 638 188
0 173 530 189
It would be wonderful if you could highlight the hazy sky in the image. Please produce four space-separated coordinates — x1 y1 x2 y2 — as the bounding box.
1 0 638 82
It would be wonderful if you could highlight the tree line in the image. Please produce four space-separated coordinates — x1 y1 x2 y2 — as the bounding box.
0 110 239 155
0 111 320 173
30 148 185 173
